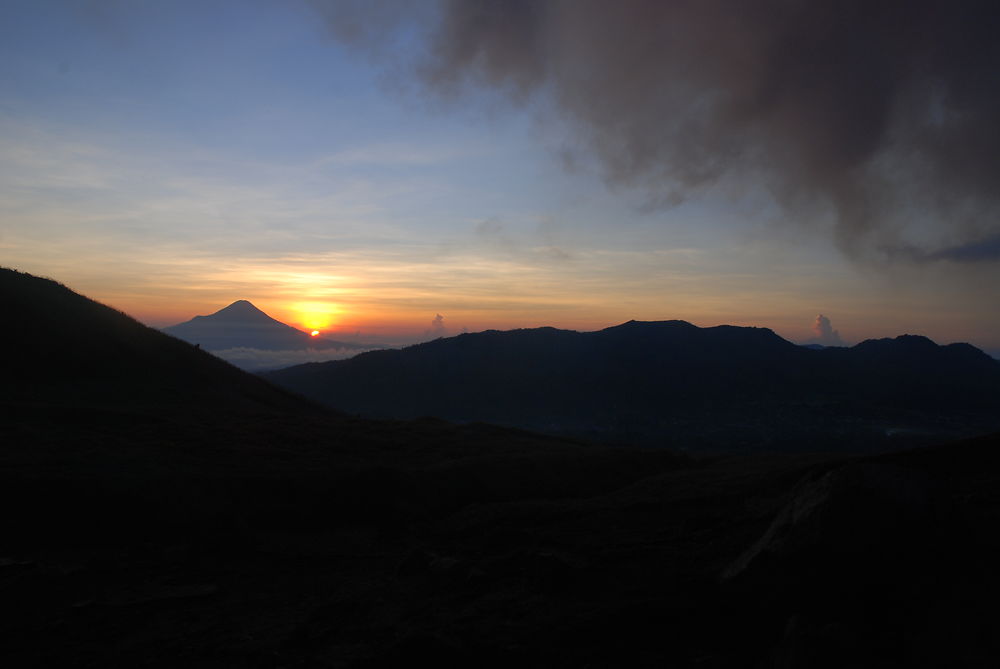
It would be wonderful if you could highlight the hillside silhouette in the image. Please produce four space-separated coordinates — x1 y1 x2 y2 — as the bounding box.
266 320 1000 451
3 267 1000 667
0 269 310 413
164 299 363 352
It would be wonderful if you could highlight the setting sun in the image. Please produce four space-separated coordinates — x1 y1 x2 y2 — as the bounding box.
293 301 341 332
310 330 319 337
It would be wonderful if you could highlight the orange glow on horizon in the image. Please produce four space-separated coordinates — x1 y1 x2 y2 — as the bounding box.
293 301 341 331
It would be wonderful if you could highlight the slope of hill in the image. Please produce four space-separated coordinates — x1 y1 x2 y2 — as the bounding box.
0 269 311 413
266 320 1000 451
164 299 363 352
1 267 690 533
4 267 1000 667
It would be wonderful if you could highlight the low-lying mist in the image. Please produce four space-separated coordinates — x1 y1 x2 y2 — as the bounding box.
211 346 378 372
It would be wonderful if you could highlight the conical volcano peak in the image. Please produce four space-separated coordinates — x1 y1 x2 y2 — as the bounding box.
164 299 299 346
163 299 364 359
214 300 268 318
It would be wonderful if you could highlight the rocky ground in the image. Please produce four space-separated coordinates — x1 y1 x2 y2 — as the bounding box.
4 421 998 667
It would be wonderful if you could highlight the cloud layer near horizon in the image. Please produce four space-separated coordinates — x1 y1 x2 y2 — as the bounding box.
315 0 1000 263
210 346 376 372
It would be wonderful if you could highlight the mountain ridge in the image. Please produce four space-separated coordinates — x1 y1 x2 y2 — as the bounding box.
266 320 1000 451
189 298 275 322
4 266 1000 666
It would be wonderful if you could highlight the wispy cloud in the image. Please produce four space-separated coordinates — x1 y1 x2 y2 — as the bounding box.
317 141 485 167
924 234 1000 264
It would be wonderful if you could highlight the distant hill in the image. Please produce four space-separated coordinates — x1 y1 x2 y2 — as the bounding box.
164 299 363 352
266 320 1000 451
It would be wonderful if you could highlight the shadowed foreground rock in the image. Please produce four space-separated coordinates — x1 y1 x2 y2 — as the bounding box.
724 455 999 667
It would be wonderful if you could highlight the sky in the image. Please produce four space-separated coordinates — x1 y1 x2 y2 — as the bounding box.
2 0 998 354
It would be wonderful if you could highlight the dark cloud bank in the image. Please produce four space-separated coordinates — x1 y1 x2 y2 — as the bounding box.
314 0 1000 263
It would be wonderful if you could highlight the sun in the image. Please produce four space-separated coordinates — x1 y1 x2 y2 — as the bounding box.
293 301 341 332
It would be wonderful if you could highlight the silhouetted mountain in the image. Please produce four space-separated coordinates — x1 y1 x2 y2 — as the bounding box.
4 267 1000 667
267 320 1000 451
164 299 362 352
0 268 309 413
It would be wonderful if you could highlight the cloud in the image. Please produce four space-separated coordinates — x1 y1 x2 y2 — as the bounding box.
923 233 1000 264
211 346 376 372
475 217 514 254
476 217 505 238
811 314 844 347
430 313 446 335
318 142 481 167
315 0 1000 263
474 215 573 262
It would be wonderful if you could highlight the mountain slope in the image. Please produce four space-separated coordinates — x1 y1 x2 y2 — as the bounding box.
3 267 1000 667
164 299 361 352
0 268 309 412
2 266 665 494
266 320 1000 450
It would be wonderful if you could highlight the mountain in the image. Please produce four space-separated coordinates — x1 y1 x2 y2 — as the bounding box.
0 269 310 413
4 267 1000 666
1 266 651 527
164 299 363 352
266 320 1000 451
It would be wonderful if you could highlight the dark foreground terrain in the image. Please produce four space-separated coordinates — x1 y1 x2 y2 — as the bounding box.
3 268 999 667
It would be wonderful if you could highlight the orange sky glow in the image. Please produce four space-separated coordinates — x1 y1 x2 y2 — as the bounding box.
20 249 990 352
8 225 998 352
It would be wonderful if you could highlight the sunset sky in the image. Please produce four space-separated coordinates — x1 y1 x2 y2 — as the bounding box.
3 1 999 354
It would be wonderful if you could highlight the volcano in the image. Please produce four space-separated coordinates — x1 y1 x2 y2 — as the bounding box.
164 300 362 352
